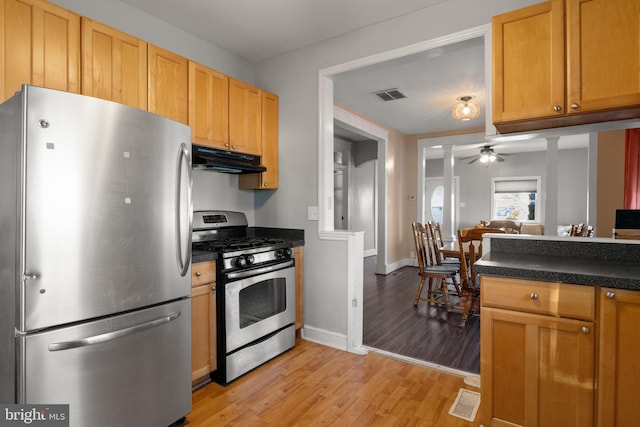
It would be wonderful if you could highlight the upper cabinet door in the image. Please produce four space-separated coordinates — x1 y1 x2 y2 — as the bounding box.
0 0 80 102
229 78 261 156
492 0 565 123
188 61 229 149
566 0 640 114
81 18 147 110
148 44 188 124
259 90 278 188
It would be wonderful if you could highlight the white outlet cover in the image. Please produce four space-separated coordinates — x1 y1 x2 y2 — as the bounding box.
308 206 319 220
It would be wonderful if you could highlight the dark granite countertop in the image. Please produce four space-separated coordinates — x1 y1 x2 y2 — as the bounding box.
474 235 640 291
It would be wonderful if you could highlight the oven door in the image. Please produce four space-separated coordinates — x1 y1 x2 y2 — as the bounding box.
223 263 295 353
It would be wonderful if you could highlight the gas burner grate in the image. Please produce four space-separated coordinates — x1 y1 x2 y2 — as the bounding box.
193 237 288 253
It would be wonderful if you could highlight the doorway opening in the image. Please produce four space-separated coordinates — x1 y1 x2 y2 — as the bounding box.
318 24 491 358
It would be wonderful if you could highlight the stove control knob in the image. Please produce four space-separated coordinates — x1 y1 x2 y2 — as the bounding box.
233 257 247 268
276 248 293 259
245 254 255 265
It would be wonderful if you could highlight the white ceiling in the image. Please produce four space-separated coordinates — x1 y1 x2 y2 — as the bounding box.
112 0 449 63
112 0 588 156
333 37 486 136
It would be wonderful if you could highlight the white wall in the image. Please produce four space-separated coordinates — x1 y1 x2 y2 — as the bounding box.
351 161 376 254
426 148 589 230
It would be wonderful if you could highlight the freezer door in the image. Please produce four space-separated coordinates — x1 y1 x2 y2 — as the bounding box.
18 298 191 427
19 86 192 331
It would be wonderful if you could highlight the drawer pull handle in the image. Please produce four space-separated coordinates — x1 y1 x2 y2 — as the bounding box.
606 291 615 299
553 105 562 112
196 271 202 277
530 292 539 300
581 326 590 334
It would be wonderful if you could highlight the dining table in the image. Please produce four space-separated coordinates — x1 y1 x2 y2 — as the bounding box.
439 241 477 260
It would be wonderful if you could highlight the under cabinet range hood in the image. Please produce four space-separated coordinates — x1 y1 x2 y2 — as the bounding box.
192 144 266 174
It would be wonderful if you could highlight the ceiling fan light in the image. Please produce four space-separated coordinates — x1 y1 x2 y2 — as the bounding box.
489 154 496 162
452 96 480 121
479 154 489 163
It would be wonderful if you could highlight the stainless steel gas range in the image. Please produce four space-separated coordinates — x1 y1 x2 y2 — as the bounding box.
192 211 296 385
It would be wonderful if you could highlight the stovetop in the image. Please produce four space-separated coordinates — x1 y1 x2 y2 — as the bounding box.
191 210 303 264
192 237 288 254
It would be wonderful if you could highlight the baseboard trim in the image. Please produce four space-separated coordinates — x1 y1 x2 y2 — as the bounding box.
301 325 347 351
382 258 415 274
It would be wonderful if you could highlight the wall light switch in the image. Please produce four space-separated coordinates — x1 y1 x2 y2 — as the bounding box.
308 206 318 221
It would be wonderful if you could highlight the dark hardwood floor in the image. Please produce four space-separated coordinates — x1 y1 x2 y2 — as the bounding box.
362 256 480 374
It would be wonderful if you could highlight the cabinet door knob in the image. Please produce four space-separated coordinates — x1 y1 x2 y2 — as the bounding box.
581 326 590 334
212 285 216 291
196 271 202 277
571 103 580 110
553 105 562 112
530 292 539 300
606 291 616 299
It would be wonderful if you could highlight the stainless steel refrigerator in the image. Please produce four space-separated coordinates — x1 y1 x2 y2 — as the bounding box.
0 86 193 426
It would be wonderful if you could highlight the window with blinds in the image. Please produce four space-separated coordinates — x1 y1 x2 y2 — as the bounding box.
491 177 541 222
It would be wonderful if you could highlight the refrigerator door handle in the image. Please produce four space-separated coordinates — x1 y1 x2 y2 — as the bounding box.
47 311 181 351
176 142 192 277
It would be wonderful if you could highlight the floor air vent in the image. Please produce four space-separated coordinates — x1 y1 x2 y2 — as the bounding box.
372 88 407 101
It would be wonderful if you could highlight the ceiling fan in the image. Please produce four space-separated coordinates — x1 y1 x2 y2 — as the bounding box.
460 145 509 165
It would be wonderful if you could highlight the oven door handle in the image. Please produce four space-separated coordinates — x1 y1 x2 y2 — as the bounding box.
226 260 294 280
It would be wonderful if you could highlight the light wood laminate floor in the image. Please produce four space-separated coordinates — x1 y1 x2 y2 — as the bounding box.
179 338 481 426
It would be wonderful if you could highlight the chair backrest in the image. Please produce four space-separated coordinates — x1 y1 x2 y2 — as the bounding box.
569 223 585 236
584 225 594 237
486 220 522 234
458 228 505 286
412 222 432 274
426 221 444 265
434 222 446 246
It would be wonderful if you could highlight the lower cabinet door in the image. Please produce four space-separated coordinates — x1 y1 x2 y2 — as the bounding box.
481 307 594 427
598 288 640 427
191 282 216 384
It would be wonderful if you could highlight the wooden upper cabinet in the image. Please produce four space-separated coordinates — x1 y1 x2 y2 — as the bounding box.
148 44 188 124
229 78 261 156
492 0 564 124
81 18 147 110
0 0 80 102
188 61 229 149
566 0 640 113
240 90 278 190
494 0 640 133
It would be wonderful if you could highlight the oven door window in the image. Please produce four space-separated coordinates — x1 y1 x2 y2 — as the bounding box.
239 277 287 328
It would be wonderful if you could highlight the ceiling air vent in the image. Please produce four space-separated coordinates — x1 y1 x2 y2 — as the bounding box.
372 88 407 101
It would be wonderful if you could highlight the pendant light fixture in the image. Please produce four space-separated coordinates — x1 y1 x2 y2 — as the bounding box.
452 95 480 121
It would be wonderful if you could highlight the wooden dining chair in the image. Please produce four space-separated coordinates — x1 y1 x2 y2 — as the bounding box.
426 221 459 266
412 222 460 310
569 223 585 236
456 227 505 327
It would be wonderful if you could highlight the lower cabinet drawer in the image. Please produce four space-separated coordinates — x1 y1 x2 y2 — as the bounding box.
192 260 216 286
481 276 595 320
